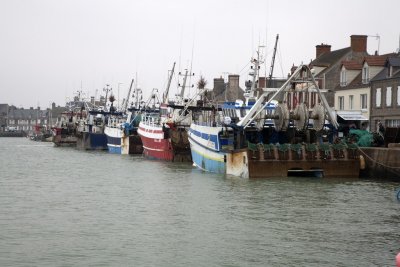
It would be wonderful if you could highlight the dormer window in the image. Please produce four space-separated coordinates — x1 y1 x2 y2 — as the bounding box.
340 67 347 86
362 63 369 84
388 66 393 78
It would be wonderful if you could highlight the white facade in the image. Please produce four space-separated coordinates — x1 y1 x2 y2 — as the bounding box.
335 87 370 120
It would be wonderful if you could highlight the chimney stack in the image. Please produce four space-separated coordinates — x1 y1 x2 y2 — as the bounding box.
350 35 367 52
316 43 331 58
228 75 239 89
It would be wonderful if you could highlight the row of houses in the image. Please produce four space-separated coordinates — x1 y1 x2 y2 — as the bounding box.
0 95 107 133
310 34 400 132
0 103 67 133
208 34 399 135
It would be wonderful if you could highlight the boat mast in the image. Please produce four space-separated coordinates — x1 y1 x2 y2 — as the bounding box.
179 69 189 99
247 47 262 102
103 84 112 112
268 34 279 87
163 62 176 104
124 79 134 112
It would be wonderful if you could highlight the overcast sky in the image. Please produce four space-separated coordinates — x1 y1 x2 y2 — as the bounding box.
1 0 399 108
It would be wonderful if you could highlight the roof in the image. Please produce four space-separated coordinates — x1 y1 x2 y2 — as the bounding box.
363 55 390 66
387 56 400 67
7 108 49 120
371 68 388 81
341 60 362 70
336 72 365 90
311 47 352 67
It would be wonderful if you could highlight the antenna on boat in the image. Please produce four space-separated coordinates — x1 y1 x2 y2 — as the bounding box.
188 27 195 97
178 69 195 104
163 62 176 104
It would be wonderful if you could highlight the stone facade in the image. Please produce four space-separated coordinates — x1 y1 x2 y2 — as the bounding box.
310 35 370 107
370 54 400 131
212 74 245 103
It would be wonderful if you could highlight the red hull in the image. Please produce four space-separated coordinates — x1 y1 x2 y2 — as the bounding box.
140 134 174 161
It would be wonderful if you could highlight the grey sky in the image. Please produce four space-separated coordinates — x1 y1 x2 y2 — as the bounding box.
1 0 399 108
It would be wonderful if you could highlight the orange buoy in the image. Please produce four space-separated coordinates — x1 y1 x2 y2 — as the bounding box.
396 252 400 267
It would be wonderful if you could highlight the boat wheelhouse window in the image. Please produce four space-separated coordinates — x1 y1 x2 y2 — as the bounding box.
160 108 168 116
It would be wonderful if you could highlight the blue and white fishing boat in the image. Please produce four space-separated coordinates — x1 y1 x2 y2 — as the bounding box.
188 48 271 175
188 42 359 178
104 80 144 154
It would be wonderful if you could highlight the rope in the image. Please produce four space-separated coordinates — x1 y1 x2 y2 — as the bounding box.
357 147 400 170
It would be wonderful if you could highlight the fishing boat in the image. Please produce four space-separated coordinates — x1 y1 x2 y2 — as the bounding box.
188 48 360 178
104 80 144 154
51 110 80 147
30 124 52 142
138 63 204 162
76 109 109 150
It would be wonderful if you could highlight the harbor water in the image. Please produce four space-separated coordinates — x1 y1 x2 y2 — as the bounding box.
1 138 399 266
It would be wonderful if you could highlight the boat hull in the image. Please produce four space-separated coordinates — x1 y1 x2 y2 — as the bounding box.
188 123 226 173
104 126 143 155
52 128 77 147
138 124 174 161
76 132 108 150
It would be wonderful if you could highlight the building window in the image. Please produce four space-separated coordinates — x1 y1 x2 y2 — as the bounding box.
338 96 344 110
349 95 354 110
360 94 367 109
386 119 400 127
386 87 392 107
340 68 347 86
397 86 400 106
362 65 369 84
376 88 381 107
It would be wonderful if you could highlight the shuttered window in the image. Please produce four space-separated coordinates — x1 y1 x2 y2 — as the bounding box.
376 88 381 107
386 87 392 107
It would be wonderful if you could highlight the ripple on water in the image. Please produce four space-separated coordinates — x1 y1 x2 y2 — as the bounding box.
0 138 399 267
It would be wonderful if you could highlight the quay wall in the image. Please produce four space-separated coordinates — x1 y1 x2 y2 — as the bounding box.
360 146 400 180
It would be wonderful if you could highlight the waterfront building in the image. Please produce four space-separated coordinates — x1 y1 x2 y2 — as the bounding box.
310 35 370 108
0 104 8 132
6 106 51 133
335 54 394 130
370 53 400 131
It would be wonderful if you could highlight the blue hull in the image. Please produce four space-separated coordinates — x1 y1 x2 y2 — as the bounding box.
88 133 108 150
190 146 226 174
107 145 122 154
77 132 108 150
